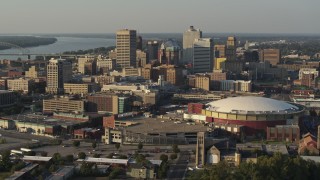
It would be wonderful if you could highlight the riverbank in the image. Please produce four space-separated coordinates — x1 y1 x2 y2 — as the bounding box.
0 36 57 50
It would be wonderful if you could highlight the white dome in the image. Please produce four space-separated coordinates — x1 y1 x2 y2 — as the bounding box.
206 96 299 114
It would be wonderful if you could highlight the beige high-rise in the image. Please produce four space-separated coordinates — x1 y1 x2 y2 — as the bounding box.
183 26 202 64
46 58 72 94
116 29 137 68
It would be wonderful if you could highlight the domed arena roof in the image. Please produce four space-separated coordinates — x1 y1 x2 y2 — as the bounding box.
206 96 300 115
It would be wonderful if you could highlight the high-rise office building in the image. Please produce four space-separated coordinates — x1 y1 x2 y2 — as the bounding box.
183 26 202 64
116 29 137 68
226 36 237 61
193 38 213 73
147 41 159 60
46 58 72 94
137 36 142 50
78 56 95 74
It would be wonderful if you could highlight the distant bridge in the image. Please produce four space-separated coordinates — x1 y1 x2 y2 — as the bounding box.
0 42 30 54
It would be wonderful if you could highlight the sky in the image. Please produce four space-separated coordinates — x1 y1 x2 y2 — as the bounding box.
0 0 319 34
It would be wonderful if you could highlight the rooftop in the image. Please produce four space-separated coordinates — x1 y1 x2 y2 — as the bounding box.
76 157 128 165
23 156 52 162
2 113 85 127
206 96 301 115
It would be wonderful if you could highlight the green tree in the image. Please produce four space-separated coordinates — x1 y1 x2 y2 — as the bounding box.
172 144 180 153
92 142 97 149
160 154 168 162
78 152 86 159
138 142 143 150
65 155 74 163
73 140 80 147
11 161 25 172
79 162 94 176
170 153 177 160
115 143 120 150
93 154 100 158
0 138 7 144
52 153 62 165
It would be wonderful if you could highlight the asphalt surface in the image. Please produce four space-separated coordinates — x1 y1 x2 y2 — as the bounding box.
167 151 190 180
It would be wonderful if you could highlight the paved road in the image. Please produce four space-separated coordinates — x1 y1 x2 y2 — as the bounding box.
167 151 190 180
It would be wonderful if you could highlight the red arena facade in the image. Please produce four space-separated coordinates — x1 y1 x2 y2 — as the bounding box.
203 96 305 134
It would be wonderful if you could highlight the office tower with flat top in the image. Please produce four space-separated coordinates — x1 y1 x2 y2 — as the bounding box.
183 26 202 64
46 58 72 94
116 29 137 68
193 38 213 73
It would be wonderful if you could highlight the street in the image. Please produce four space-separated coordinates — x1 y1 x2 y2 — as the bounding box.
167 151 190 180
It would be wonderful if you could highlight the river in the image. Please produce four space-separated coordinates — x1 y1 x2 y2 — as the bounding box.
0 36 116 60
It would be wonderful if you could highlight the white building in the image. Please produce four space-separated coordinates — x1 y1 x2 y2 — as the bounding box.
183 26 202 64
299 68 318 80
46 58 72 94
220 80 252 92
7 78 34 93
193 38 213 73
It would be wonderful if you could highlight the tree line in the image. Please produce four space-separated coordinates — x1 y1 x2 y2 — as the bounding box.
188 153 320 180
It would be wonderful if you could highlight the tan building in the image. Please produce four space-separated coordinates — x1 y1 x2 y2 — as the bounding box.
116 29 137 68
108 49 117 59
122 67 141 77
259 49 281 66
166 66 183 86
210 70 227 81
141 65 153 80
127 164 156 179
7 78 34 93
97 58 116 73
25 66 39 78
94 75 120 86
64 83 97 95
43 97 84 113
78 56 95 74
195 74 210 91
46 58 72 94
214 45 226 58
136 50 148 67
226 36 237 61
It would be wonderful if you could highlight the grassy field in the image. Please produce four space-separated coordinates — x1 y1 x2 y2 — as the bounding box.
0 172 12 179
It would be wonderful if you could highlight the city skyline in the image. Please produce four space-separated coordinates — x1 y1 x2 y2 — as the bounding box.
0 0 319 34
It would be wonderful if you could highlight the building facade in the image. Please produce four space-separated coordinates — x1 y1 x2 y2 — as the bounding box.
43 97 84 113
116 29 137 68
46 58 72 94
259 49 281 66
183 26 202 64
7 78 34 93
193 38 213 73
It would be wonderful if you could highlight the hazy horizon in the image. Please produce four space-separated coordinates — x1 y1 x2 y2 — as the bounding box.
1 0 320 34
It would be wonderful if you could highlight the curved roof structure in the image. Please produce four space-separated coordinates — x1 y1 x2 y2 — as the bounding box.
206 96 300 114
160 39 181 50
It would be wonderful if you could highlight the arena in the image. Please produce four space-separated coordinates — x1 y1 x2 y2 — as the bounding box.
203 96 305 134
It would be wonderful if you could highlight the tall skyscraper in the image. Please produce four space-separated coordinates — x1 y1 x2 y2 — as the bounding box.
116 29 137 68
137 36 142 50
183 26 202 64
46 58 72 94
193 38 213 73
147 40 159 60
226 36 237 61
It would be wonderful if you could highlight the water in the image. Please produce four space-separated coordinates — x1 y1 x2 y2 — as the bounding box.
0 36 116 60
